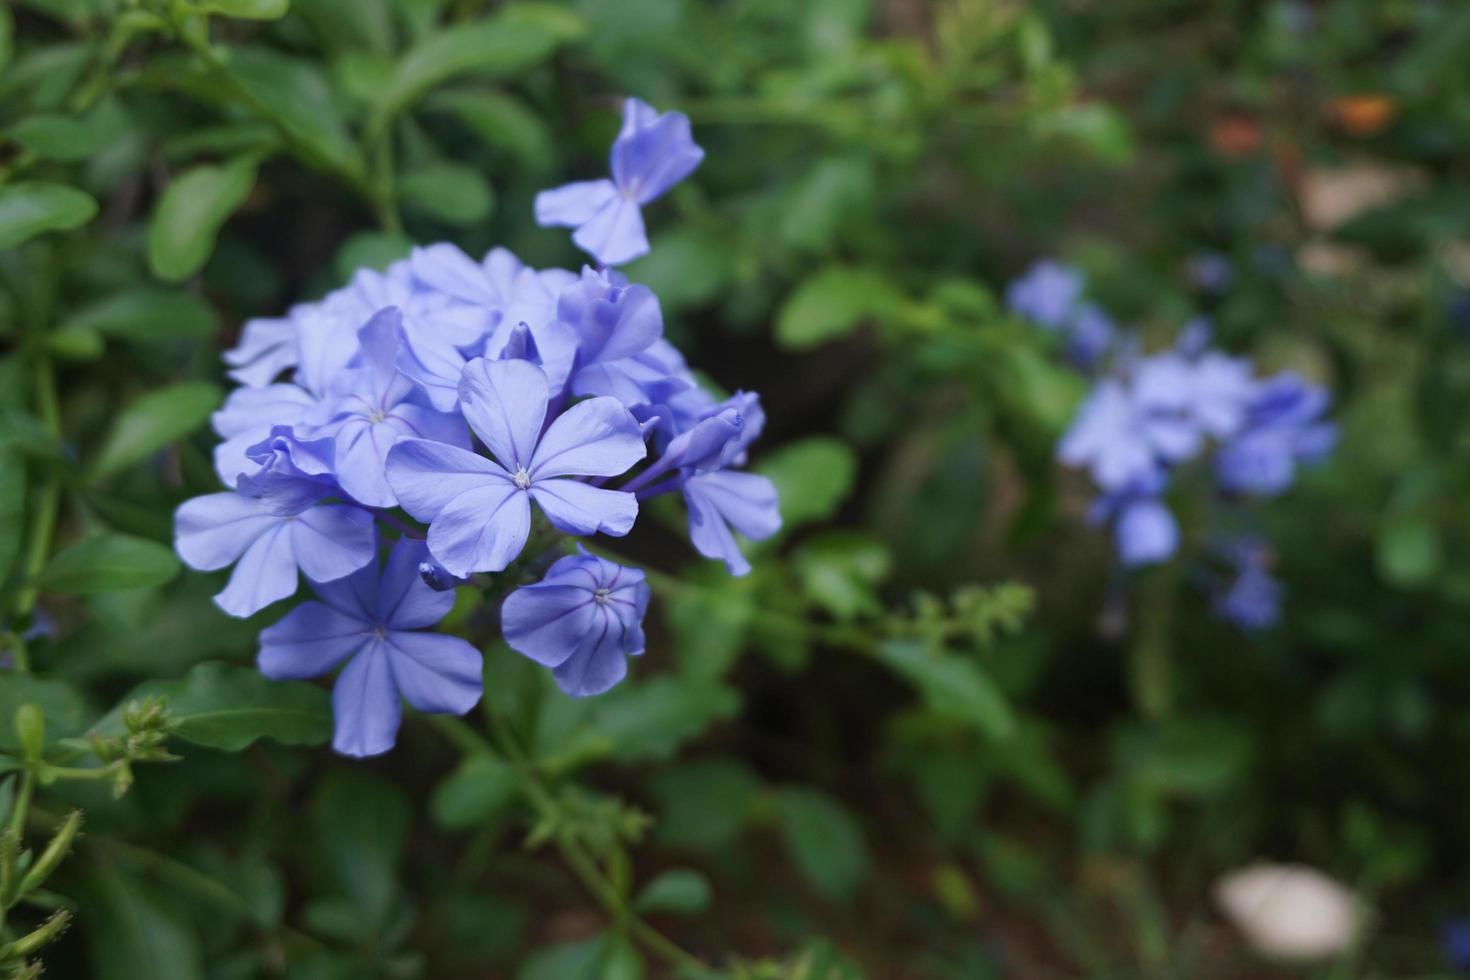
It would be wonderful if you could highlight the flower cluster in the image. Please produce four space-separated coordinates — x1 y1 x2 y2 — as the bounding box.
1007 259 1336 629
175 99 780 756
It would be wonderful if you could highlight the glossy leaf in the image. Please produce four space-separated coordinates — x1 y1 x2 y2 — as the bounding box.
147 158 258 282
37 533 181 594
96 662 332 751
90 381 222 478
0 181 97 248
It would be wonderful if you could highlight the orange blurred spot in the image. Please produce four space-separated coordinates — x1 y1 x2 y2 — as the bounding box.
1209 115 1263 159
1329 95 1397 136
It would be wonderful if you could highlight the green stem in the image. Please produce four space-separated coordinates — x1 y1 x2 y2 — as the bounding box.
427 714 714 977
8 355 62 667
1129 564 1178 720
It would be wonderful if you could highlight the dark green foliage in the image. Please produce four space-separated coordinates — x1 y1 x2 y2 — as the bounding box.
0 0 1467 978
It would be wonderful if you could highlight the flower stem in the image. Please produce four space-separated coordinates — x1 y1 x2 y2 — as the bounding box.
427 713 715 977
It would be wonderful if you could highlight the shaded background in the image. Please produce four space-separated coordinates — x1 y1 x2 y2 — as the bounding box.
3 0 1470 977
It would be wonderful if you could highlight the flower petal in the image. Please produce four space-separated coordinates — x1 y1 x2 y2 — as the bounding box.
377 537 454 629
290 505 377 583
175 492 280 571
501 582 598 668
385 438 510 523
530 480 637 537
215 523 298 617
427 483 532 576
457 357 548 472
385 631 482 714
552 608 631 697
611 109 704 205
572 196 648 267
331 642 402 758
535 178 618 227
258 601 370 679
529 395 646 480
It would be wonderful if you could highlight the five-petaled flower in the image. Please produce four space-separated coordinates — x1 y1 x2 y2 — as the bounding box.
535 97 705 266
386 358 645 577
502 549 650 697
258 537 482 757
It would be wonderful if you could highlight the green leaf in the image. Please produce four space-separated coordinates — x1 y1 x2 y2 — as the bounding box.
424 88 554 171
227 47 361 176
517 937 605 980
0 674 87 751
0 446 24 582
310 772 411 924
37 533 180 594
85 863 205 980
649 760 761 850
587 676 740 762
0 6 12 74
147 158 258 282
774 787 870 901
96 662 332 751
60 288 218 341
623 227 733 312
1377 517 1440 587
634 869 712 915
775 265 903 350
196 0 290 19
430 754 518 830
0 181 98 248
397 162 494 225
792 531 891 621
755 436 858 529
374 10 579 124
7 105 125 162
875 640 1016 739
90 381 222 478
334 231 414 279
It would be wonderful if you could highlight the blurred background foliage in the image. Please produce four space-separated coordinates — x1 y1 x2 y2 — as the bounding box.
2 0 1470 977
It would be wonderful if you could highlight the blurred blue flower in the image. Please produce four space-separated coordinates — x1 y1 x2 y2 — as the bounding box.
536 97 705 266
385 358 644 576
1214 540 1283 630
1007 259 1085 329
1187 252 1235 294
223 315 296 387
1440 918 1470 973
1064 302 1116 370
1216 371 1336 496
258 537 481 757
1089 473 1179 568
502 548 650 696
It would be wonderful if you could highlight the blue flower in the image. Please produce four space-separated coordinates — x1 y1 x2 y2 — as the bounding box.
1216 371 1336 496
302 307 468 507
501 549 650 696
258 537 482 757
223 315 296 387
1057 379 1163 491
402 244 580 406
1187 252 1235 294
174 430 376 617
1088 473 1179 568
385 358 645 576
1440 918 1470 974
211 382 320 486
683 471 782 576
1006 260 1084 329
535 97 705 266
1064 302 1116 370
1214 541 1283 631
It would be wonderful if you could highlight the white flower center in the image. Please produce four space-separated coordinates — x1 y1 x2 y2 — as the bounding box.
513 467 532 490
593 588 611 605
